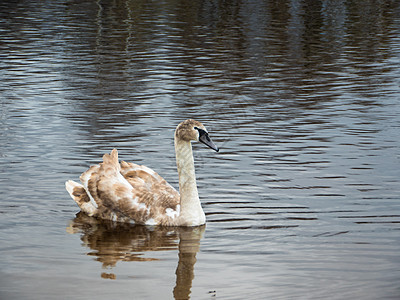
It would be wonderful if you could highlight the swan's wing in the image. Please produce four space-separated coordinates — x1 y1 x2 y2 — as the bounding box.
73 149 180 225
120 160 181 223
87 149 151 224
66 156 126 222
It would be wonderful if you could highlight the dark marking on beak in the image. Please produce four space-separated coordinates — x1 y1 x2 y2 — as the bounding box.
197 128 219 152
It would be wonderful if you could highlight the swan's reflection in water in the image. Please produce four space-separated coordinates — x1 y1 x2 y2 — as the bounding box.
67 212 204 299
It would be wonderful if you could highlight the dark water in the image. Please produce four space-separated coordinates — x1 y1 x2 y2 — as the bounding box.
1 0 400 299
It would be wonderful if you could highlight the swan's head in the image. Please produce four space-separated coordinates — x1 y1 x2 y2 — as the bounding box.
175 119 219 152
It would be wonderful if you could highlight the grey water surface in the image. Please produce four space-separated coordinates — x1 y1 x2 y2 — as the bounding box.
1 0 400 299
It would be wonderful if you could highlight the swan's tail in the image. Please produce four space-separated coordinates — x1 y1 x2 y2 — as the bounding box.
101 148 121 174
65 180 98 216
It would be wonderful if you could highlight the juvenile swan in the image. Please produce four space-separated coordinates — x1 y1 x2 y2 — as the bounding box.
65 119 219 226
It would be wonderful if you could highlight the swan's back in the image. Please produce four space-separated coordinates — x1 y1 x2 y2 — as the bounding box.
66 149 180 225
120 160 180 218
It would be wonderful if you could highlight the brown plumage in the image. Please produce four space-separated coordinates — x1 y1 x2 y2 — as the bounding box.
66 119 219 226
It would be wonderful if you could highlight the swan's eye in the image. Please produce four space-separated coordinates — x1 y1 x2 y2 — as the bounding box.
196 128 207 137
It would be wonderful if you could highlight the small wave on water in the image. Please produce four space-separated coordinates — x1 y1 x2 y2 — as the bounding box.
1 0 400 299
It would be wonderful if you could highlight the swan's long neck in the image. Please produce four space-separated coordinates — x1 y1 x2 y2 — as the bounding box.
175 138 205 226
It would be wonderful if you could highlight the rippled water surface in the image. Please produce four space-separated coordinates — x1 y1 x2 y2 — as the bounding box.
1 0 400 299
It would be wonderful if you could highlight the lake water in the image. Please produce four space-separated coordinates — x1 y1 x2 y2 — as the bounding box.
1 0 400 299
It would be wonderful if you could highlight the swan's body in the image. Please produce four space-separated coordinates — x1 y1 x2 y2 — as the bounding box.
65 119 219 226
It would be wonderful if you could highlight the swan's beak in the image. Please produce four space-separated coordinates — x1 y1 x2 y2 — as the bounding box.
199 130 219 152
